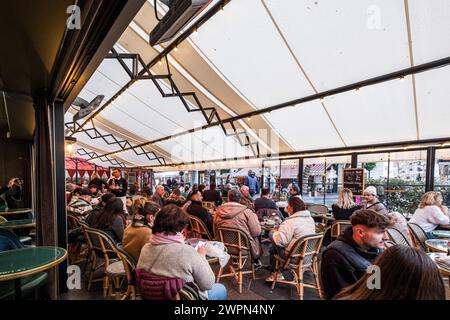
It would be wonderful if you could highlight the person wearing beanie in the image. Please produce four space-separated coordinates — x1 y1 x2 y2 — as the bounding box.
363 186 388 215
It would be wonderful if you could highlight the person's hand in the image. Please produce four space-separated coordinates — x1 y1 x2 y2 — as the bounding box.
197 244 207 256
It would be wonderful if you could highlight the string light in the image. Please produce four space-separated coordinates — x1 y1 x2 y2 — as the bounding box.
399 76 406 83
219 5 224 14
319 97 325 103
247 117 251 121
355 87 361 94
158 59 163 66
174 46 179 52
193 28 198 36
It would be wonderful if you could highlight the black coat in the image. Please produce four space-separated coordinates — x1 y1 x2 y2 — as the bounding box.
331 204 362 221
187 200 214 238
202 189 222 207
320 227 382 299
254 196 278 213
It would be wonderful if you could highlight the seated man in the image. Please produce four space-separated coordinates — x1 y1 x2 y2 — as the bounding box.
363 186 388 215
67 188 93 220
254 188 281 219
320 209 392 299
265 196 316 281
186 189 214 238
239 185 254 210
214 189 263 269
202 183 223 207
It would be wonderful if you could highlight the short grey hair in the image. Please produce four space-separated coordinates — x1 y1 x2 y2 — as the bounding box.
228 189 241 202
240 185 249 192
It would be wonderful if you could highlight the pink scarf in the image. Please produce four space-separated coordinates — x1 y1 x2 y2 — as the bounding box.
150 232 185 245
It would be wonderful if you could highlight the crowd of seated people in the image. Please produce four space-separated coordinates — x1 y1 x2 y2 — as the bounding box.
61 172 450 301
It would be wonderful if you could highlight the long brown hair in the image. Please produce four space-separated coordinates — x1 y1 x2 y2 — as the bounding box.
91 198 126 230
334 245 445 300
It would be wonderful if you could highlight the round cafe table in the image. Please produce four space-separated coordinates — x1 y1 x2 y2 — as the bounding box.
0 219 36 229
428 253 450 278
0 247 67 299
425 239 449 253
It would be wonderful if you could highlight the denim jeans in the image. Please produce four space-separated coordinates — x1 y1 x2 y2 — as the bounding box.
207 283 227 300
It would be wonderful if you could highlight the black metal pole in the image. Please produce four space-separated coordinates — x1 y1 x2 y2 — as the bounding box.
298 157 303 195
425 147 436 192
351 153 358 168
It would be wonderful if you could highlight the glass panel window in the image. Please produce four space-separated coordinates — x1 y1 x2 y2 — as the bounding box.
434 148 450 206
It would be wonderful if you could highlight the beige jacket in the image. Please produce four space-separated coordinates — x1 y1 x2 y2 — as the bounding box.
214 202 262 258
272 210 316 251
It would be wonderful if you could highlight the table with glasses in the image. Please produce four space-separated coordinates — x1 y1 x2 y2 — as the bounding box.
0 247 67 299
0 219 36 229
425 239 449 253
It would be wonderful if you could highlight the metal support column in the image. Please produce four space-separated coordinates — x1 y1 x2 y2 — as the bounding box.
425 147 436 192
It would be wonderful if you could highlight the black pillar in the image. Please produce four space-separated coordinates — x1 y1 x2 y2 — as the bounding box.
298 157 303 194
425 147 436 192
351 153 358 168
53 101 68 294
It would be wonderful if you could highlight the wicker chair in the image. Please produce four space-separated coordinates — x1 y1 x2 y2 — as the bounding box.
215 227 255 293
202 201 216 215
330 220 352 239
188 215 213 240
67 214 84 264
270 233 325 300
384 240 396 248
309 204 329 215
106 246 137 300
0 216 7 223
83 226 120 297
386 227 411 246
407 223 429 251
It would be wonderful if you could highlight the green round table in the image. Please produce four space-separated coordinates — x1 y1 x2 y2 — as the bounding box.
430 230 450 239
0 208 32 215
0 247 67 299
0 219 35 229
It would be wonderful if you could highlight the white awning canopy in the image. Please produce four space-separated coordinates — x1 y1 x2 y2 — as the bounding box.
66 0 450 170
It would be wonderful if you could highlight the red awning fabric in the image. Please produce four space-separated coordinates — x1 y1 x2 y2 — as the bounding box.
65 157 109 175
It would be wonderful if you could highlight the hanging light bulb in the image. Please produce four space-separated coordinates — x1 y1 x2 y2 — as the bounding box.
319 97 325 103
399 76 406 83
219 6 224 15
174 46 179 52
193 28 198 36
355 87 361 94
158 59 163 66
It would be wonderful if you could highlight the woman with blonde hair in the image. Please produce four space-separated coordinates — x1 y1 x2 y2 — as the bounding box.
410 191 449 235
332 188 362 220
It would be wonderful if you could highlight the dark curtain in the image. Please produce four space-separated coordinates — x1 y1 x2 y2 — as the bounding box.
33 91 58 299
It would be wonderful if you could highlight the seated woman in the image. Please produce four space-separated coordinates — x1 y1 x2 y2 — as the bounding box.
334 245 445 299
165 187 186 207
90 198 126 243
410 191 450 237
123 201 160 262
137 204 226 300
265 196 316 281
186 190 214 238
332 188 362 220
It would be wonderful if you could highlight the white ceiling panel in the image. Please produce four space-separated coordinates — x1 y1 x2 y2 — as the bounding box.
325 78 417 146
408 0 450 65
190 0 314 108
264 101 345 151
264 0 410 91
415 65 450 140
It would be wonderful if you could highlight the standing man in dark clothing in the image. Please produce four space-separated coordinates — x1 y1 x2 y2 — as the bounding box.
108 168 128 213
320 209 392 299
244 170 260 197
202 183 223 207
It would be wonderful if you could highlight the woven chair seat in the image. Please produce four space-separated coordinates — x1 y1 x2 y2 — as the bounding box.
106 260 125 276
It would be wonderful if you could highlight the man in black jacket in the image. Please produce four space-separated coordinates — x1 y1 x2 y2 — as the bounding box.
202 183 223 207
320 209 392 299
186 189 214 238
254 188 278 213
